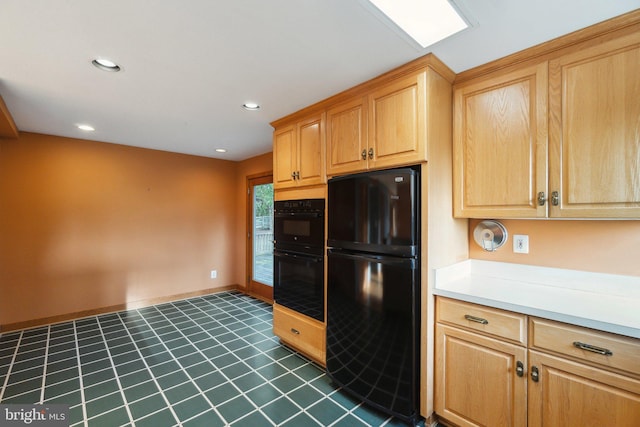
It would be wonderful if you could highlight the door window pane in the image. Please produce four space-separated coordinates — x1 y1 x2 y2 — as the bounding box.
253 183 273 286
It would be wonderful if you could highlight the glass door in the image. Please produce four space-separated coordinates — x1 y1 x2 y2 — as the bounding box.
247 174 273 301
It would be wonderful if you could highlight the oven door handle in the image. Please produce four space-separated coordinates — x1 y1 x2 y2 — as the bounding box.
274 250 323 263
274 212 322 219
328 249 416 268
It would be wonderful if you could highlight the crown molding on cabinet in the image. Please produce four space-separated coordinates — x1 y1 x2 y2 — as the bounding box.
454 8 640 84
270 53 454 129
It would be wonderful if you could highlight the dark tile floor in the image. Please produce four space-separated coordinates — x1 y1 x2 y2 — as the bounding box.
0 291 414 426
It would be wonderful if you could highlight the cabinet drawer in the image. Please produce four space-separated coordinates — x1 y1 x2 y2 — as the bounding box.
436 297 527 345
273 304 326 365
530 318 640 377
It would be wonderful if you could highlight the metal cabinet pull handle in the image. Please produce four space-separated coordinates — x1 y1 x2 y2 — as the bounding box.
361 149 367 160
291 172 296 179
464 314 489 325
516 361 524 377
551 191 559 206
290 328 300 335
368 147 374 159
573 341 613 356
531 366 539 382
537 191 547 206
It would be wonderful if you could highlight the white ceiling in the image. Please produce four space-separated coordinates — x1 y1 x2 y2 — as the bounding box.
1 1 638 161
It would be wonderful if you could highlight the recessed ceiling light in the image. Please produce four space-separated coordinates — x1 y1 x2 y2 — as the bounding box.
215 148 227 153
77 124 95 131
367 0 469 48
242 102 260 111
92 58 121 72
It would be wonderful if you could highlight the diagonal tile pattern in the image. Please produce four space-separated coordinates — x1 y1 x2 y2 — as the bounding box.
0 291 415 426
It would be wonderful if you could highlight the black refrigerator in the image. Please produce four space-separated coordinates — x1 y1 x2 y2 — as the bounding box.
326 166 420 425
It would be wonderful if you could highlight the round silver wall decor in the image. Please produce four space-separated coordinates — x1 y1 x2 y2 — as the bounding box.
473 220 508 252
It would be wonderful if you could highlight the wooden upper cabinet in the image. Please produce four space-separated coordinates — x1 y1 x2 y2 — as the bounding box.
326 97 368 176
297 114 325 185
548 32 640 218
453 63 548 218
273 125 297 188
273 113 326 189
326 71 429 176
454 25 640 219
368 72 427 170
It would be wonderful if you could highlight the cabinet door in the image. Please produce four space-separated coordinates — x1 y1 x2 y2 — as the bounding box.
297 113 326 186
528 350 640 427
273 125 297 189
369 72 427 170
326 97 368 176
549 32 640 218
435 324 527 427
453 63 548 218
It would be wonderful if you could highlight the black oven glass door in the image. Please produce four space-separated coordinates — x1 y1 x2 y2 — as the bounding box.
273 250 324 322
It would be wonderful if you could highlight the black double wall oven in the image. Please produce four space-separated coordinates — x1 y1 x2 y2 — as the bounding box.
273 199 325 322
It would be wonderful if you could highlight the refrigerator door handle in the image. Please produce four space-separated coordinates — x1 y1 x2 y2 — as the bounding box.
327 249 416 268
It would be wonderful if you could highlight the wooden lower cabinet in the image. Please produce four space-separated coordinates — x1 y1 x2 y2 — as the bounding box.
272 303 326 365
435 324 527 427
528 317 640 426
528 350 640 427
435 297 640 427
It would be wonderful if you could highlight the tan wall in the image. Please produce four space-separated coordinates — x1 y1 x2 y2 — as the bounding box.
0 132 271 327
469 219 640 277
4 130 635 326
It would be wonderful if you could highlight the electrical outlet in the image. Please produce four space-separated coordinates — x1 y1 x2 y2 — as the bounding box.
513 235 529 254
210 270 217 279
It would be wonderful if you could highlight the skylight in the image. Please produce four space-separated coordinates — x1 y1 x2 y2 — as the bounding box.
368 0 468 48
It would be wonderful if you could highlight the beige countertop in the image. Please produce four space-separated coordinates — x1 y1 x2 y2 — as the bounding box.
434 260 640 339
